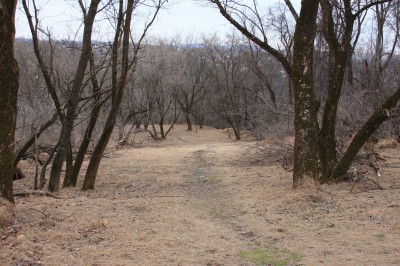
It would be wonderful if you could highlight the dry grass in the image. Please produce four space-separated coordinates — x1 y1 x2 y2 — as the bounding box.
0 199 15 228
2 125 400 265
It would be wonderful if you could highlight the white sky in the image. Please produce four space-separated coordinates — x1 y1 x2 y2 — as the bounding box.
151 0 233 38
15 0 301 41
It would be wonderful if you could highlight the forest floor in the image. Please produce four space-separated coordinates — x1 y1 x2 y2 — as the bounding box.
1 124 400 266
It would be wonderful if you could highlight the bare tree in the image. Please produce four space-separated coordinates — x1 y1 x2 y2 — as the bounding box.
82 0 166 190
327 0 400 179
317 0 398 182
116 73 148 142
176 39 210 131
210 0 399 186
0 0 19 203
47 0 102 192
210 0 320 186
63 48 111 187
21 0 65 121
266 1 295 104
239 40 294 139
22 0 102 192
204 34 251 140
136 39 181 139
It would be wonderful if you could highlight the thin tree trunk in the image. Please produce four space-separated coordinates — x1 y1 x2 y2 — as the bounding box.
163 102 181 138
318 51 348 181
233 128 241 141
64 54 105 187
186 114 192 131
151 120 158 138
118 123 125 141
82 0 135 190
347 49 354 87
64 141 73 186
82 107 119 190
159 117 165 139
0 0 19 203
251 62 277 109
39 140 59 189
48 0 101 192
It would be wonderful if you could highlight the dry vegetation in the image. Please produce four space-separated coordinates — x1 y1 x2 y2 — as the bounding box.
1 125 400 265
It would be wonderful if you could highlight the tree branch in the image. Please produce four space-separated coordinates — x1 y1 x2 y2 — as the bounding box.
283 0 298 20
353 0 392 18
210 0 292 76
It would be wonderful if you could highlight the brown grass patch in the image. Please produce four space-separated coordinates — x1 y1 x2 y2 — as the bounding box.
0 198 15 228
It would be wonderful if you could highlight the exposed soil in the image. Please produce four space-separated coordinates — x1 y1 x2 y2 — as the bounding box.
2 125 400 265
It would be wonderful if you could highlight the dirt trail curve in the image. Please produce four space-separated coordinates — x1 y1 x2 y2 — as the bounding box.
3 125 400 265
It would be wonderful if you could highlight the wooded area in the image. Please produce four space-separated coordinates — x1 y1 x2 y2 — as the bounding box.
1 0 400 202
1 1 400 264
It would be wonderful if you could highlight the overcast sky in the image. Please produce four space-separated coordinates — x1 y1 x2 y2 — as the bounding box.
15 0 301 41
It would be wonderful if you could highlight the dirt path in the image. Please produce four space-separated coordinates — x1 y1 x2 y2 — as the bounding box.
2 125 400 265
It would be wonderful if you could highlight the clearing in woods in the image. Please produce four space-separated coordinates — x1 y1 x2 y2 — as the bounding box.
2 124 400 265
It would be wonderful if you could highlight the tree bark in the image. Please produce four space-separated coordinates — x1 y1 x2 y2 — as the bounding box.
82 0 135 190
63 54 105 187
291 0 320 188
185 114 192 131
233 127 241 141
159 118 166 139
210 0 319 188
318 0 386 182
48 0 101 192
0 0 19 203
318 48 349 181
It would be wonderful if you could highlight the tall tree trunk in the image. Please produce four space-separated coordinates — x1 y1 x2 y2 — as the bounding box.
0 0 19 203
212 0 319 188
233 127 241 141
318 0 356 182
291 0 320 188
318 51 348 182
48 0 101 192
64 54 105 187
82 0 135 190
82 105 120 190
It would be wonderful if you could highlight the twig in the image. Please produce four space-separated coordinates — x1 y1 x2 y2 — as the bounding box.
154 195 185 198
350 177 384 193
0 138 25 154
134 195 184 198
28 207 48 217
367 178 384 190
13 191 65 199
